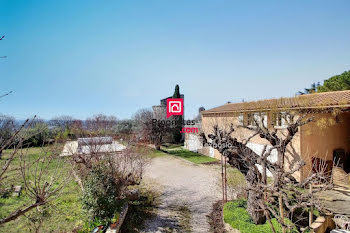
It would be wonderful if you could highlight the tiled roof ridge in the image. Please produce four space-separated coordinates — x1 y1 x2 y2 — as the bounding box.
203 90 350 114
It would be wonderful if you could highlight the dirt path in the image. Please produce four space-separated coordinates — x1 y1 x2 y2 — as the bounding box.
141 155 222 233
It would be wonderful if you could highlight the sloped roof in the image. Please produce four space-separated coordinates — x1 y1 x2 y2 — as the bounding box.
202 90 350 115
78 137 113 146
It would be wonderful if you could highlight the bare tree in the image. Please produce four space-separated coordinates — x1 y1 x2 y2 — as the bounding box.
71 139 147 188
85 114 118 134
133 108 170 150
0 91 13 99
62 118 149 220
64 116 148 189
0 35 7 59
0 119 71 225
0 114 15 159
201 109 334 231
0 35 69 225
49 115 75 130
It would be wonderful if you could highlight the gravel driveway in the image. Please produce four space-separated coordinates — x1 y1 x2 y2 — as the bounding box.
141 155 222 233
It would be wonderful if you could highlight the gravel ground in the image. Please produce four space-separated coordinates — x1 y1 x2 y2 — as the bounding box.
141 155 222 233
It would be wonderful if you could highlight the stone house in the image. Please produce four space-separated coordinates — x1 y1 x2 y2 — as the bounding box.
199 90 350 183
152 86 185 143
152 94 185 120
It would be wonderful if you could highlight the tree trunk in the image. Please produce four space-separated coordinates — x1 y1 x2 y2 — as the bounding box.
155 145 161 150
247 189 266 224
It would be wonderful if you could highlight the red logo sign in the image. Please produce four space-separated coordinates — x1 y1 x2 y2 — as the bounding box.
167 98 183 118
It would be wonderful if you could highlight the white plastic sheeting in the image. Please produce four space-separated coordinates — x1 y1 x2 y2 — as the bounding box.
60 139 126 156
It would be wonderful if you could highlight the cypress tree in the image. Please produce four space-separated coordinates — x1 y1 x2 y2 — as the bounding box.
173 85 181 98
171 84 182 143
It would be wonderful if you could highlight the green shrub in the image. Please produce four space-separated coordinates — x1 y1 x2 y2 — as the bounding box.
77 217 108 233
55 128 72 141
81 165 124 221
223 199 296 233
113 120 135 134
23 121 54 147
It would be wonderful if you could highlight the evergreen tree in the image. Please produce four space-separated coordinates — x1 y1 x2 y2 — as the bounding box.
298 70 350 95
173 84 181 98
318 70 350 92
171 85 182 143
297 82 320 95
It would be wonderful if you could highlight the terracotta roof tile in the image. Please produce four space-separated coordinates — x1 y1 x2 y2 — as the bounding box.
202 90 350 115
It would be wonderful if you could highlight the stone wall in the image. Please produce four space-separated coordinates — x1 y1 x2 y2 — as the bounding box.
184 123 203 152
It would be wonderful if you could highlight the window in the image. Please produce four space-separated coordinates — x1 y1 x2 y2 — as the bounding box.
272 112 289 128
238 113 244 125
247 112 267 127
261 113 267 128
247 113 256 126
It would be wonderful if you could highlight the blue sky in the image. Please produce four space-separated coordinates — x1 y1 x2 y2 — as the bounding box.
0 0 349 120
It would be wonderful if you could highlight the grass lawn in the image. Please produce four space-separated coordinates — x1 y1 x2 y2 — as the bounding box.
224 199 281 233
223 199 298 233
162 146 218 164
146 148 167 158
0 146 86 232
161 143 183 150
